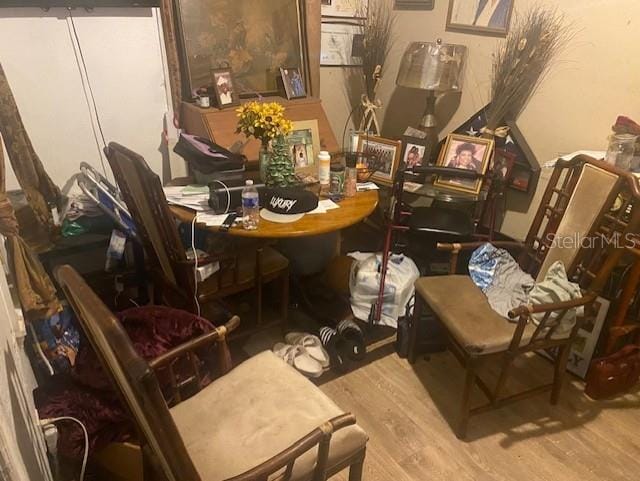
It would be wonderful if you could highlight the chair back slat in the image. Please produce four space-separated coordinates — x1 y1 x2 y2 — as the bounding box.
55 265 200 481
520 156 640 294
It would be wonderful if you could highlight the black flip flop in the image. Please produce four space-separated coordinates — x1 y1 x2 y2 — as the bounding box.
319 326 351 373
337 319 366 361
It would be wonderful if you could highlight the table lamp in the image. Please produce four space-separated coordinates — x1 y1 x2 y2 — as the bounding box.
396 39 467 151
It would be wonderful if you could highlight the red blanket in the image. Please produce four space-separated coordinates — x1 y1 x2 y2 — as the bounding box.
35 305 217 459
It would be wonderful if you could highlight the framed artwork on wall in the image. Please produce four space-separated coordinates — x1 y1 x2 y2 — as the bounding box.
446 0 514 36
321 0 368 19
394 0 434 10
434 133 494 194
320 23 364 66
176 0 307 97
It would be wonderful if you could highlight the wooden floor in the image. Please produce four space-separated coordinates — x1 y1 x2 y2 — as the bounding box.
320 345 640 481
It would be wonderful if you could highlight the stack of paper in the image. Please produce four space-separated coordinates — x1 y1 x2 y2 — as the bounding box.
164 186 211 212
357 182 379 192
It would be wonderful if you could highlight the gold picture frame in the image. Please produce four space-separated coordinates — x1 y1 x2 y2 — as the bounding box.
286 120 321 174
445 0 514 37
434 133 494 194
357 135 402 186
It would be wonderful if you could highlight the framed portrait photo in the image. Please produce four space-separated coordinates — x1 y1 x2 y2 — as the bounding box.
446 0 514 36
280 67 307 99
401 136 429 169
286 120 321 173
211 68 239 108
434 134 494 194
357 135 402 186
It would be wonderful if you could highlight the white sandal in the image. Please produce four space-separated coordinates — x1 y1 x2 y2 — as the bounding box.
284 332 331 369
272 343 324 378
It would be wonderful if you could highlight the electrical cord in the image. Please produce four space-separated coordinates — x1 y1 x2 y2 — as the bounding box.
66 8 109 178
39 416 88 481
209 179 231 214
191 214 201 317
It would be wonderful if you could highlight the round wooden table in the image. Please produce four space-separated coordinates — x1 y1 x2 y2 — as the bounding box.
169 190 379 238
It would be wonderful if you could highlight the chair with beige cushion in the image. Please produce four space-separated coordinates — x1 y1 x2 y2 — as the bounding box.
409 155 640 438
55 264 368 481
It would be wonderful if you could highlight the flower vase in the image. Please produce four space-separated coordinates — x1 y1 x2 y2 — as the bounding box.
259 142 270 182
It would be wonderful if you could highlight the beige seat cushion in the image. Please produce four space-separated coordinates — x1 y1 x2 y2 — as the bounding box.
170 351 367 481
415 275 536 355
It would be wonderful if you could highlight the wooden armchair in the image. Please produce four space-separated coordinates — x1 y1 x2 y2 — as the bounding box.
55 265 368 481
409 155 640 438
104 142 289 324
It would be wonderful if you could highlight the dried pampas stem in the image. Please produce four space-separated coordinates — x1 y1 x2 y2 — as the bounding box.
486 5 573 132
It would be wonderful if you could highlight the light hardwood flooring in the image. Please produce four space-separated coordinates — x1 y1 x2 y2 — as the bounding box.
320 344 640 481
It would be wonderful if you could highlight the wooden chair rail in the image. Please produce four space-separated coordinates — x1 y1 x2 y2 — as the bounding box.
224 414 357 481
149 315 240 403
507 292 597 319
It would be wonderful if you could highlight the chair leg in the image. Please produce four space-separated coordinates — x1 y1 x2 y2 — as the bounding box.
256 280 263 326
348 449 366 481
457 358 477 439
551 344 571 405
408 294 423 364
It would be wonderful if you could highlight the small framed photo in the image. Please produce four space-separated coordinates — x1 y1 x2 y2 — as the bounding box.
492 148 516 182
211 68 239 109
357 135 402 186
446 0 514 37
286 120 321 173
280 67 307 100
434 133 494 194
401 136 429 169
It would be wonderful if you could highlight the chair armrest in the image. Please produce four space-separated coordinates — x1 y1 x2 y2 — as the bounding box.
224 414 357 481
149 315 240 376
437 241 525 274
507 293 597 320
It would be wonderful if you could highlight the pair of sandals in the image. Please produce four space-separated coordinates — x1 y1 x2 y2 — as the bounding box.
319 319 366 373
273 332 330 378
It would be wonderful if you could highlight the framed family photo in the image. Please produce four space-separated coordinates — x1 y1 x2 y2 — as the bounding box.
357 135 402 186
211 68 240 108
286 120 321 172
446 0 514 36
434 134 494 194
280 67 307 99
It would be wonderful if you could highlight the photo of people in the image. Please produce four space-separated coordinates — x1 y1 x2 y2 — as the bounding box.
285 121 321 171
447 0 514 34
434 134 493 194
402 143 426 169
211 69 238 108
358 136 402 185
280 67 306 99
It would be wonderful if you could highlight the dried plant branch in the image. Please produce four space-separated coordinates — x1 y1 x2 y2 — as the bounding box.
486 5 573 131
359 0 396 101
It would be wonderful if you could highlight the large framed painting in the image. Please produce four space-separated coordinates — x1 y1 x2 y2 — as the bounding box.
176 0 307 97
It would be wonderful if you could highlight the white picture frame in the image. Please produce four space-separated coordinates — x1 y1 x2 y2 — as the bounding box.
321 0 368 19
320 23 364 66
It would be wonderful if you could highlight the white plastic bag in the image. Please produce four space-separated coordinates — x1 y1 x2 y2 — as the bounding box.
348 251 419 328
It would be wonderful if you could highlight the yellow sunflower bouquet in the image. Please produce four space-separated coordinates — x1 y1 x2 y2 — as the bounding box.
236 101 293 147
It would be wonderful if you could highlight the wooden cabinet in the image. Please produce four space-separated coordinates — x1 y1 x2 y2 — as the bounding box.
180 98 339 168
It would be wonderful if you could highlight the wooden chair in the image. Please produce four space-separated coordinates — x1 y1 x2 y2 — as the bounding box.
104 142 289 324
55 264 368 481
409 155 640 438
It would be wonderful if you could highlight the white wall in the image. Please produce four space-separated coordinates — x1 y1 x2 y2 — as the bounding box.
0 7 171 191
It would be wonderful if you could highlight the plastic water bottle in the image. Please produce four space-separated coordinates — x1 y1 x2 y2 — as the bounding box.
242 180 259 230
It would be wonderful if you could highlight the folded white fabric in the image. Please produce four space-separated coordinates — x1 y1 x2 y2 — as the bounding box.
528 260 583 339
